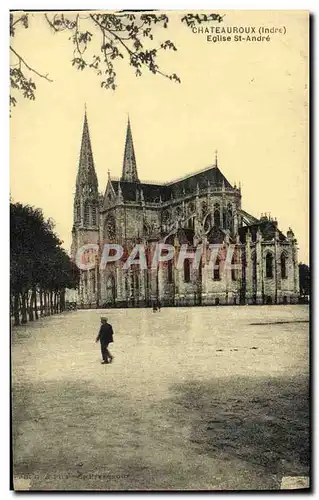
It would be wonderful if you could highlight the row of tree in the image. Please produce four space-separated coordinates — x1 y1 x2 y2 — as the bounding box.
10 202 80 325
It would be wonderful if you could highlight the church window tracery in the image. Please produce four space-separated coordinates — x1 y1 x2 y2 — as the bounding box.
266 252 273 278
184 259 191 283
84 202 90 225
281 252 287 279
214 256 220 280
214 203 221 228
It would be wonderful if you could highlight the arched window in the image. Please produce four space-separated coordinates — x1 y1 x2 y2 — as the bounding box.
168 259 173 283
92 203 97 226
75 204 81 223
281 252 287 279
184 259 191 283
83 271 88 291
231 255 237 281
201 201 208 217
188 217 194 229
104 214 116 240
162 210 170 223
84 202 90 225
125 275 129 294
188 202 195 215
227 203 233 231
204 213 212 232
175 206 182 219
266 252 273 278
198 257 202 281
214 203 220 228
214 256 220 281
134 272 139 292
90 269 96 293
251 251 257 281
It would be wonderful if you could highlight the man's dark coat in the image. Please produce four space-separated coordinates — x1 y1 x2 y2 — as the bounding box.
97 323 114 345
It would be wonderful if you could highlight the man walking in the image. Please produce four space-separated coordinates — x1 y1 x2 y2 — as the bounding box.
96 316 114 364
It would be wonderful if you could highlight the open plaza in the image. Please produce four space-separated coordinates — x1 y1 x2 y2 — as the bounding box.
12 304 309 491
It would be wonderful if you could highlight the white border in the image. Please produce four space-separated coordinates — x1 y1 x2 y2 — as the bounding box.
4 1 315 499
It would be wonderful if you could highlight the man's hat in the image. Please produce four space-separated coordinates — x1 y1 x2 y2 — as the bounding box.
101 316 108 321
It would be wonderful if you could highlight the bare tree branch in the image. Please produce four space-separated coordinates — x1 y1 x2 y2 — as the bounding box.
10 46 53 82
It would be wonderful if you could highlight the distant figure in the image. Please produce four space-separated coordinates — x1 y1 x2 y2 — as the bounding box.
96 316 114 364
152 302 157 312
157 300 161 312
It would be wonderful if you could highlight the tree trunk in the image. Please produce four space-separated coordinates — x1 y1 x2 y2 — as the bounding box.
21 292 28 324
44 291 48 315
28 290 34 322
14 293 20 326
56 292 60 313
53 291 57 313
60 289 66 312
39 290 44 317
33 287 38 320
50 291 54 315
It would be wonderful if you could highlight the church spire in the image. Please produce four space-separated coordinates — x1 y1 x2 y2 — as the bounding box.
121 117 140 183
76 108 98 193
73 109 99 228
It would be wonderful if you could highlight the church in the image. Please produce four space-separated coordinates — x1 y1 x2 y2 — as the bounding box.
70 111 300 308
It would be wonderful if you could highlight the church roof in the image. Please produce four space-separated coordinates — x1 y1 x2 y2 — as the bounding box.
111 165 233 203
238 220 287 243
111 180 167 202
165 165 232 196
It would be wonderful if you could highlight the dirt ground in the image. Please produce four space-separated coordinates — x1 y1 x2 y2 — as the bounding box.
11 305 310 491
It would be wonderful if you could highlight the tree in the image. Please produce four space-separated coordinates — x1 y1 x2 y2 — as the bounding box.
10 202 80 325
299 263 310 299
10 11 224 108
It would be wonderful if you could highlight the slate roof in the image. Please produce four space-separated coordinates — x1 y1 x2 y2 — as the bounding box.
111 165 233 203
238 220 287 243
111 180 167 203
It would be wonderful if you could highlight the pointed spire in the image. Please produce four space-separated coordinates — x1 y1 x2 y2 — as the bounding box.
121 117 140 183
76 109 98 193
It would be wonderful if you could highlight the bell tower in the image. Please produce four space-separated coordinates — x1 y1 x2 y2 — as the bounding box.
71 109 100 307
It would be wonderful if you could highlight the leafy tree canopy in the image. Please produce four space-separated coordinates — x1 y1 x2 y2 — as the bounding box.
10 11 224 108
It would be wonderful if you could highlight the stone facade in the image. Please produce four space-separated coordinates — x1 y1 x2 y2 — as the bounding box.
70 112 300 308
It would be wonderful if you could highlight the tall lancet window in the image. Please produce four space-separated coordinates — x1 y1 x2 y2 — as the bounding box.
252 251 257 282
168 259 173 283
75 204 81 223
92 203 97 226
214 203 221 228
214 256 220 281
184 259 191 283
227 203 233 231
90 269 96 293
84 202 90 226
281 252 287 279
266 252 273 278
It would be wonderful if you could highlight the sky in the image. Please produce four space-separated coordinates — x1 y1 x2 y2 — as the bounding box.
10 10 309 263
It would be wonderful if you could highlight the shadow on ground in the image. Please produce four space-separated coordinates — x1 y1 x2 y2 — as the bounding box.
169 374 310 478
12 373 309 490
